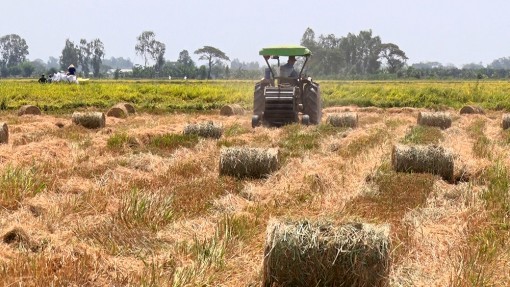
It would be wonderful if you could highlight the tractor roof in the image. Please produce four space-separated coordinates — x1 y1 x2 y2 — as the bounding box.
259 45 311 57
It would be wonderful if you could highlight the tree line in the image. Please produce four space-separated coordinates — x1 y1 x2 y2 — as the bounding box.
2 29 510 80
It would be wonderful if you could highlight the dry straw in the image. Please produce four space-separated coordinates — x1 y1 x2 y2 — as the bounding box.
0 122 8 144
219 147 279 178
417 111 451 129
502 114 510 130
392 144 454 180
183 121 223 139
72 111 106 129
327 112 358 128
263 219 391 287
18 105 41 116
459 105 484 115
220 104 245 116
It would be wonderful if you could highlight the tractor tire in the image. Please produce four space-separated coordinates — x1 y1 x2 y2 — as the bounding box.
302 82 322 125
253 82 266 116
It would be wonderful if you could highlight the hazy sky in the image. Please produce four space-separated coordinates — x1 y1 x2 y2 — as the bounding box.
1 0 509 67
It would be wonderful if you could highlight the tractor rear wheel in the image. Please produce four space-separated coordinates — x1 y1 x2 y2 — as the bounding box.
302 82 322 124
253 82 266 116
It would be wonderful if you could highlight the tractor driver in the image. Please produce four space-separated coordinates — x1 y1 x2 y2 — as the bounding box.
279 56 298 78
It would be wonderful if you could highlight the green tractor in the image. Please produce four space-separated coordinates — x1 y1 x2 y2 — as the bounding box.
252 45 322 128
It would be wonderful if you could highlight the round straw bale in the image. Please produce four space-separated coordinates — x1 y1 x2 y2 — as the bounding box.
263 219 391 287
17 105 41 116
120 102 136 114
327 112 358 128
183 121 223 139
392 144 454 180
460 105 484 115
220 104 245 116
0 122 8 144
502 114 510 130
219 147 279 178
417 111 451 129
106 103 129 118
72 111 106 129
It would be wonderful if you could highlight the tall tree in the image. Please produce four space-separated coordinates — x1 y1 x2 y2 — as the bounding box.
135 31 165 69
0 34 29 68
152 41 165 73
78 39 92 76
89 39 105 77
379 43 408 73
60 39 79 71
194 46 230 79
176 50 196 77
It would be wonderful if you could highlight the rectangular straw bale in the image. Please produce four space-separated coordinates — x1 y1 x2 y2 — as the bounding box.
263 219 391 287
392 144 454 180
327 112 358 128
502 114 510 130
417 111 451 129
219 147 279 178
0 122 8 144
183 121 223 139
72 112 105 129
220 104 245 116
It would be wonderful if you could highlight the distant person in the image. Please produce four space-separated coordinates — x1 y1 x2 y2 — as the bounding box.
38 74 47 83
184 76 187 80
280 56 298 78
67 64 78 84
67 64 76 76
168 76 172 80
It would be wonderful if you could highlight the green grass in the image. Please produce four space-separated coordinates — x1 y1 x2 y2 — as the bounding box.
467 119 493 159
401 125 444 145
452 162 510 286
107 132 139 150
4 80 510 113
116 188 174 232
0 166 47 210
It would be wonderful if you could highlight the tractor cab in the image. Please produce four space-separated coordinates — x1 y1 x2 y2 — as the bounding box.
253 45 322 128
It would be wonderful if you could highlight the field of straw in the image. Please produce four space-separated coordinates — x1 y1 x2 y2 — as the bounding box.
0 101 509 285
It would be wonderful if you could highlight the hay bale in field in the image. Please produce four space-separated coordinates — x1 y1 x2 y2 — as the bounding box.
502 114 510 130
17 105 41 116
219 147 279 178
72 111 105 129
392 144 454 180
417 111 451 129
460 105 484 115
120 102 136 114
106 103 129 118
262 219 391 287
0 122 8 144
220 104 245 116
327 112 358 128
183 121 223 139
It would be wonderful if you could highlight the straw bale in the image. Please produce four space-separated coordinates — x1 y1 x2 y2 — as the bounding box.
106 103 129 118
17 105 41 116
120 102 136 114
183 121 223 139
72 111 106 129
263 219 391 287
459 105 484 115
327 112 358 128
219 147 279 178
220 104 245 116
502 114 510 130
392 144 454 180
417 111 451 129
0 122 8 144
